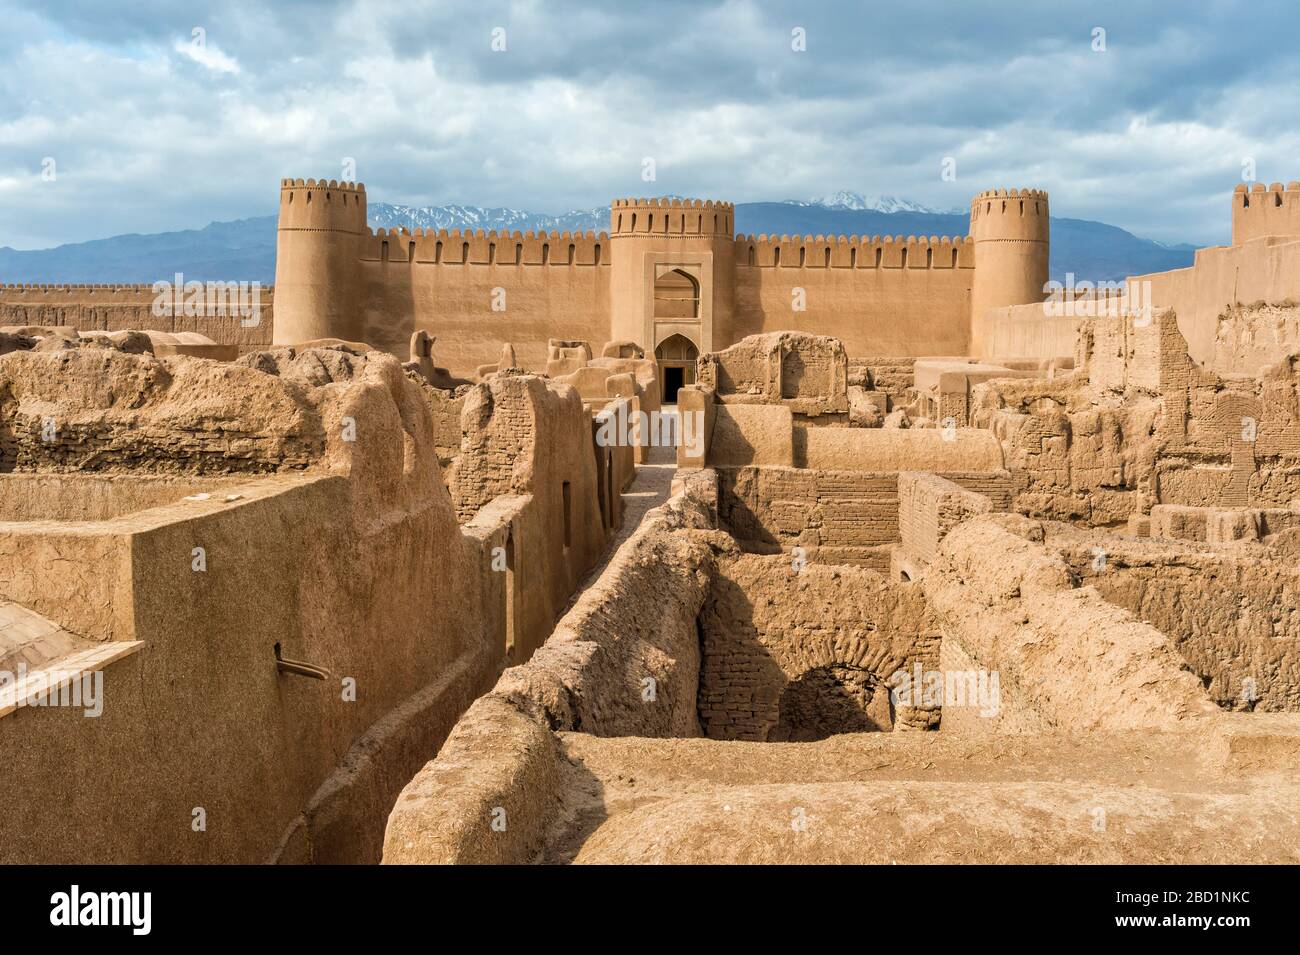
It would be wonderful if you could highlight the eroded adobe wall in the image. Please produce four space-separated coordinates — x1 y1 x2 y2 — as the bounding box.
1212 301 1300 377
697 554 938 740
897 471 994 565
973 374 1161 526
0 285 273 354
923 513 1218 733
717 466 1014 570
1043 525 1300 712
732 235 973 357
852 357 915 406
448 372 608 663
697 331 848 416
356 231 611 377
0 347 505 863
0 347 325 473
974 309 1300 524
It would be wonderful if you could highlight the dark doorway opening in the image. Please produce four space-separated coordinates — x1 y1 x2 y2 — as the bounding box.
663 366 685 404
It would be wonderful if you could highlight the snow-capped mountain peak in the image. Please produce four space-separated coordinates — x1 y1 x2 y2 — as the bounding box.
368 202 608 234
806 191 959 214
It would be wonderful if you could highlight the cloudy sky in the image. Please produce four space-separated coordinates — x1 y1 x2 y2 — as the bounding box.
2 0 1297 249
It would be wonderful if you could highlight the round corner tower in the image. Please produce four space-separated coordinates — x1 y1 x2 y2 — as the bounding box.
968 187 1050 337
273 178 368 346
607 198 736 367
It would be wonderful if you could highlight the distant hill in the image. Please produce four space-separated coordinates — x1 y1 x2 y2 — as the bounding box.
0 193 1196 286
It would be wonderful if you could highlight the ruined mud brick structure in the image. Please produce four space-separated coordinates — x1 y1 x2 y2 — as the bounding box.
0 334 619 862
381 180 1300 865
4 175 1300 865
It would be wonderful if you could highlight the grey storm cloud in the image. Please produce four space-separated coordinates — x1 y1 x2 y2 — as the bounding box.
2 0 1299 249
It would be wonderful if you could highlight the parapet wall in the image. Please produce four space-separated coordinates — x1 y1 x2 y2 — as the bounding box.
610 198 734 237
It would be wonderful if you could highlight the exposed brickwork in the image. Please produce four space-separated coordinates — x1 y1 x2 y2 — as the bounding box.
696 554 940 740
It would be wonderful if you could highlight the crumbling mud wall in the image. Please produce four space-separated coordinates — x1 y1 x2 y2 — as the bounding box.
1212 301 1300 376
383 470 719 864
1041 524 1300 712
447 372 608 663
0 285 274 356
698 331 848 416
0 346 326 473
0 346 507 864
973 308 1300 525
717 465 1013 569
697 554 938 740
896 471 994 566
923 513 1219 734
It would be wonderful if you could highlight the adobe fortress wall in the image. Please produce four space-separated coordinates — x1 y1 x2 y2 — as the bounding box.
356 227 611 377
731 234 975 357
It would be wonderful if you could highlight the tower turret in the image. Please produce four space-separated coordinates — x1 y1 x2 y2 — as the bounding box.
968 188 1050 350
607 198 735 381
273 178 368 346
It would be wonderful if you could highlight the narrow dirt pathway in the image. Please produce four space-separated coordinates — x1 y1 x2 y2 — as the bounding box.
561 424 678 613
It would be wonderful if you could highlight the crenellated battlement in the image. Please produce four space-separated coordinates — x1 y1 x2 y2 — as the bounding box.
734 233 974 269
0 284 161 293
279 177 368 233
970 187 1050 248
970 188 1049 230
359 227 612 266
1232 181 1300 245
609 198 735 237
971 187 1048 201
279 178 366 192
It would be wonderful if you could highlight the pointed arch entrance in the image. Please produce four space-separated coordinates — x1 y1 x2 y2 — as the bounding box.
655 333 699 405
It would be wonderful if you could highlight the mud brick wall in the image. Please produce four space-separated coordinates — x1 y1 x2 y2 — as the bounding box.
1052 535 1300 712
696 554 939 740
450 378 539 520
898 472 994 564
718 466 1014 566
0 349 325 475
0 286 274 355
718 467 899 564
853 357 915 404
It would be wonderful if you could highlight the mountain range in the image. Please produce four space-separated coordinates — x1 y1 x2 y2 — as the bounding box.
0 191 1197 286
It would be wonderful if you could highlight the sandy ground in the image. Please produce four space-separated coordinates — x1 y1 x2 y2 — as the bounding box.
539 718 1300 864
